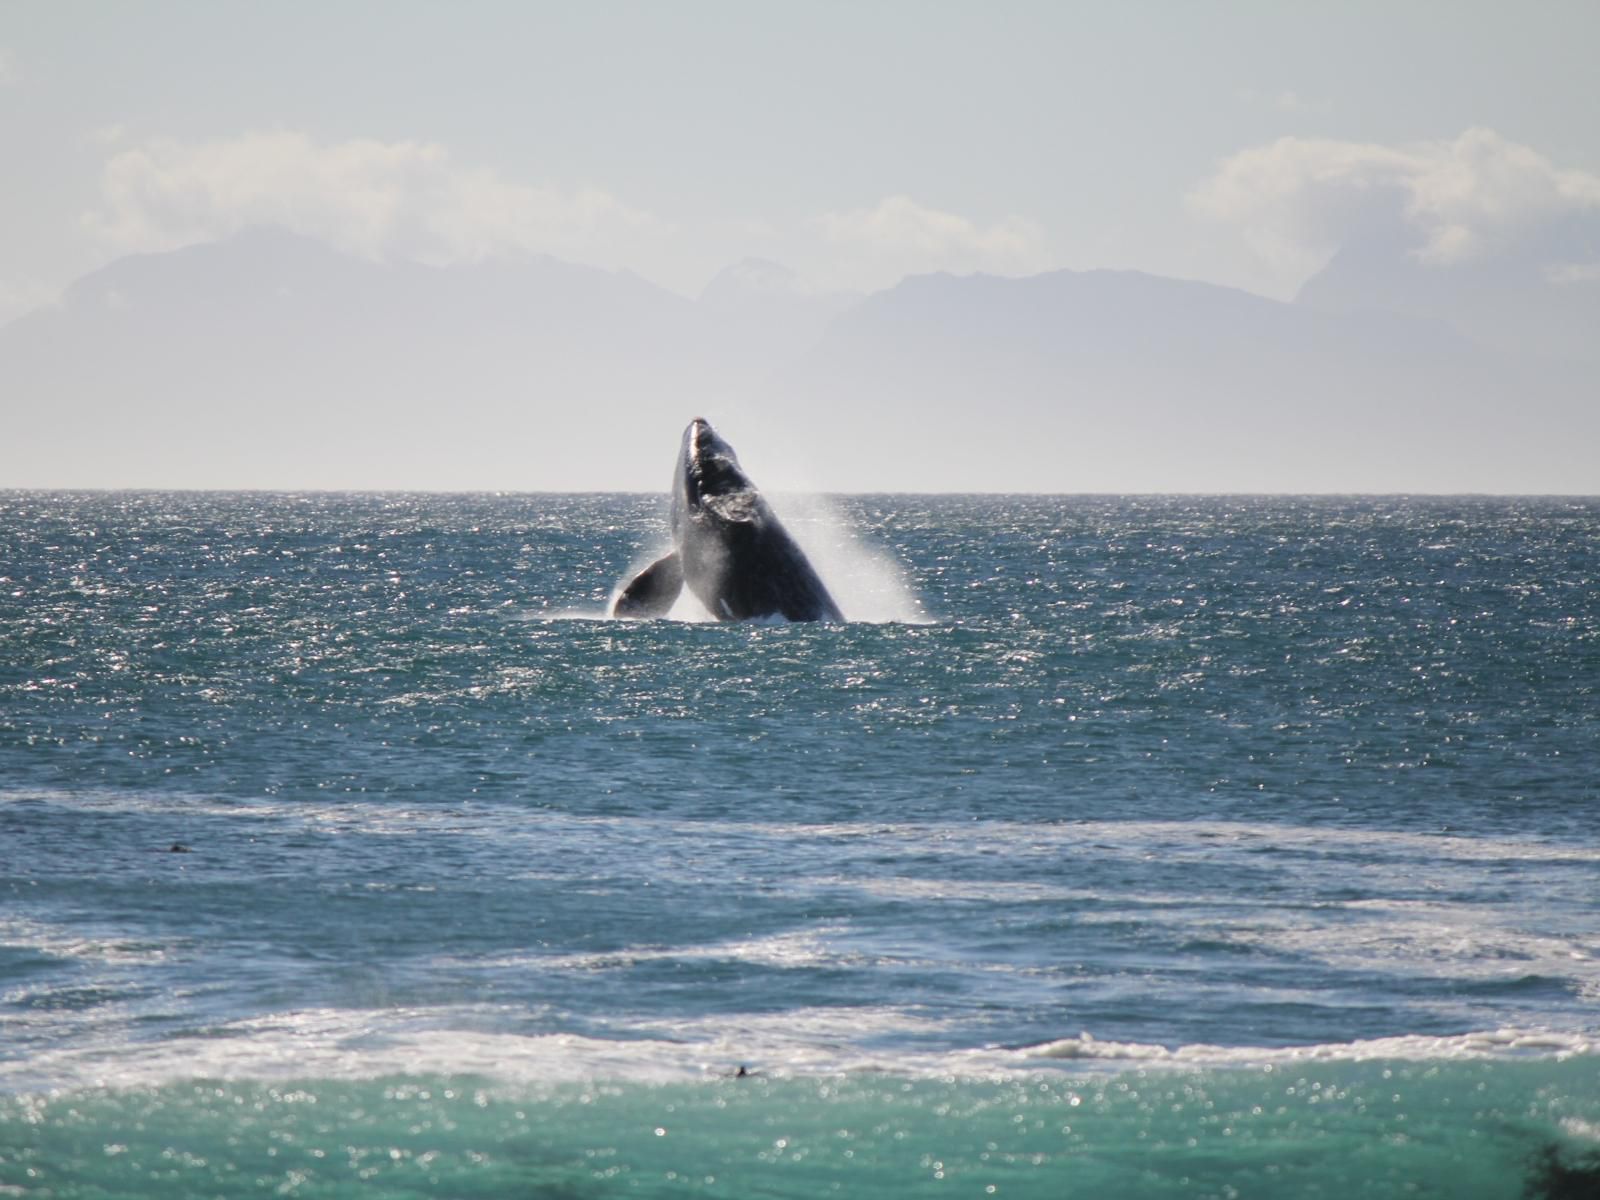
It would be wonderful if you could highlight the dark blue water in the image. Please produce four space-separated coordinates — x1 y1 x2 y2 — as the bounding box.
2 492 1597 1197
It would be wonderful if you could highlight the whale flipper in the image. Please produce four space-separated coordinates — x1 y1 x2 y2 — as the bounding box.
612 550 684 618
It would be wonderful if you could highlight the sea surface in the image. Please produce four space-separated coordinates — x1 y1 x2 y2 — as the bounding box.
1 490 1597 1198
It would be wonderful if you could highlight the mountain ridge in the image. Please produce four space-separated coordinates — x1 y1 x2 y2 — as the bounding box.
2 230 1593 492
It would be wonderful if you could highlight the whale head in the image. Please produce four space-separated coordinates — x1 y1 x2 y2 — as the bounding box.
677 418 754 513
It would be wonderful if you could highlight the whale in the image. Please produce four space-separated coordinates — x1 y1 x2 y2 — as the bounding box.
612 419 844 623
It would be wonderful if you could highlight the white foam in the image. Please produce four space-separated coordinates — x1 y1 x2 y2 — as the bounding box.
526 606 618 622
1015 1027 1598 1069
452 926 853 974
1 1009 703 1094
11 798 1597 878
0 915 180 967
1561 1117 1600 1144
6 1009 1594 1096
1230 900 1598 988
664 589 717 622
0 1005 948 1094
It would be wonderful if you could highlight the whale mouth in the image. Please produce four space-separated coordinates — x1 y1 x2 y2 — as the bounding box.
680 419 748 507
686 418 730 466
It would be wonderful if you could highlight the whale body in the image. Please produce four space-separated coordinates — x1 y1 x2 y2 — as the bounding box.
612 419 843 623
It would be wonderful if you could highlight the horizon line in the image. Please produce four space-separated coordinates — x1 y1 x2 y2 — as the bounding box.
3 486 1595 501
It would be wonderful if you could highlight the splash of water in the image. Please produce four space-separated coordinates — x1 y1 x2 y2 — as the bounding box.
608 499 927 625
610 542 717 623
765 493 930 625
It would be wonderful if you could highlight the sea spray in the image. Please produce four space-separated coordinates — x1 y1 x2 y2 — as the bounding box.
766 492 929 624
607 494 926 624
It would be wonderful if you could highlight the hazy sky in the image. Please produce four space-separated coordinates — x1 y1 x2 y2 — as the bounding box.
4 0 1599 323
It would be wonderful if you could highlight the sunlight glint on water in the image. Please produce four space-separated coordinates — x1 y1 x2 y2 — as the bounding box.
0 491 1596 1197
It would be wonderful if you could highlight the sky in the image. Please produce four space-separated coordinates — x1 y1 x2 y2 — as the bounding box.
4 0 1600 323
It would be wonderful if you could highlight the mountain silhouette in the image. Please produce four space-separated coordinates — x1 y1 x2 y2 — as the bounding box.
2 230 1592 492
753 267 1595 492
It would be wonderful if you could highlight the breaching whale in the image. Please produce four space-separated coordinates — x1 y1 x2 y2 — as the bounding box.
612 419 844 623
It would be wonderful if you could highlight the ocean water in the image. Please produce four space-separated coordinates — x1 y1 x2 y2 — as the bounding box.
1 490 1597 1198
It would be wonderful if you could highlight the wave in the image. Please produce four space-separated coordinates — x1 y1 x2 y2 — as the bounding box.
5 1001 1594 1096
1017 1026 1596 1067
3 1029 1597 1199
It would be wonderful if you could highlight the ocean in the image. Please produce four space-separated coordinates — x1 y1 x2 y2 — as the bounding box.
1 490 1596 1198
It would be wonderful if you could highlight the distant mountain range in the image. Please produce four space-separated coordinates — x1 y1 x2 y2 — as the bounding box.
2 228 1593 492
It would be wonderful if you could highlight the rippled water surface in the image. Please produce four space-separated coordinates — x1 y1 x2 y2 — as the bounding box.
2 492 1597 1196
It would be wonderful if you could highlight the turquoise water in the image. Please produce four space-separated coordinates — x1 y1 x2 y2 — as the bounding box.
2 492 1597 1196
5 1060 1599 1198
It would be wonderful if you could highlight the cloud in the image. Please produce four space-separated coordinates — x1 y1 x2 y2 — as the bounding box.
1235 87 1331 115
77 134 1052 296
810 195 1043 284
1546 261 1600 285
1190 128 1600 278
82 131 666 268
0 46 19 87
